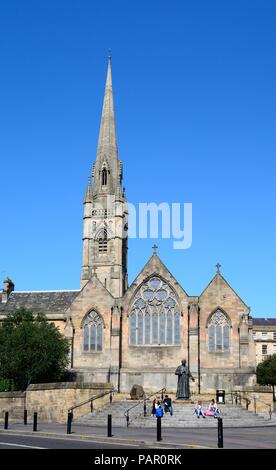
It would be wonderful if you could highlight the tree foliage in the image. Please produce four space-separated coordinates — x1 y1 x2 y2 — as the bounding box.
0 309 70 390
257 354 276 388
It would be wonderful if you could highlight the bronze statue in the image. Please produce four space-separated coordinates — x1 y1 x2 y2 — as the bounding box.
175 359 195 399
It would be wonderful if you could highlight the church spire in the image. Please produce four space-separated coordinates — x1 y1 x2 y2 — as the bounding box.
81 56 127 294
96 54 118 163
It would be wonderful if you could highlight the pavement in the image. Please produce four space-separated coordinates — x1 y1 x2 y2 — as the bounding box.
0 420 276 449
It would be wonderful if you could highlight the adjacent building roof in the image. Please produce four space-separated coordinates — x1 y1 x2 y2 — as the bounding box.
252 318 276 326
0 291 79 314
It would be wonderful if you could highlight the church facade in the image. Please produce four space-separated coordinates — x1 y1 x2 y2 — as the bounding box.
0 58 257 394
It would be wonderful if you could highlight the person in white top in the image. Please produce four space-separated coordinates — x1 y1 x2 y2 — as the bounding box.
194 400 206 419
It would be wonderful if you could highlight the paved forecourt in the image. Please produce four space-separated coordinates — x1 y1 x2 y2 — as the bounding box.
1 421 276 449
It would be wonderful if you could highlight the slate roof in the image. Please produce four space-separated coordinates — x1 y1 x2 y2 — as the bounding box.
252 318 276 326
0 291 79 314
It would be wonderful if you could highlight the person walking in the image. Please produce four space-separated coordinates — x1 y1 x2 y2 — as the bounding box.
155 401 164 418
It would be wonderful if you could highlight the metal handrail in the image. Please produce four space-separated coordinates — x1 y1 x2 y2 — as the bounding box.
228 391 272 419
226 391 251 409
124 387 166 427
246 393 272 419
234 392 251 409
68 389 114 417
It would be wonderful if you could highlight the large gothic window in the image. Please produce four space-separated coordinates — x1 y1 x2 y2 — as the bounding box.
129 276 181 346
98 229 108 253
83 311 103 352
208 309 230 353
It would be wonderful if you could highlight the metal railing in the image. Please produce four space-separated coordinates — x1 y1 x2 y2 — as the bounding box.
228 391 272 419
68 389 114 419
227 391 251 410
124 388 166 427
248 394 272 420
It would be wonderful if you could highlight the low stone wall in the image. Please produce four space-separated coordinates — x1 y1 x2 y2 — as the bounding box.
26 382 113 423
0 392 25 421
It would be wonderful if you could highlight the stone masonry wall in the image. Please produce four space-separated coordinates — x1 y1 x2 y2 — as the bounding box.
0 392 25 421
26 382 113 423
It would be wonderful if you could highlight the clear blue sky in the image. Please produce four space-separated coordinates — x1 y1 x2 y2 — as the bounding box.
0 0 275 316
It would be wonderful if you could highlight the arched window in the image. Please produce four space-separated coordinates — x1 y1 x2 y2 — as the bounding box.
208 309 230 353
83 311 103 352
129 276 181 346
98 229 107 253
102 167 107 186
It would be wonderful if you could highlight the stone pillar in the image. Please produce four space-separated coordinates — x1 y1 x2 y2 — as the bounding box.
239 314 250 368
64 317 75 368
109 302 122 391
188 302 199 393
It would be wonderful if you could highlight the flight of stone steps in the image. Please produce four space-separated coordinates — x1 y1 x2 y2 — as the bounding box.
76 399 276 428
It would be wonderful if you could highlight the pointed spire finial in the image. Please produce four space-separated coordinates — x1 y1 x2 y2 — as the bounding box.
108 49 111 61
96 53 118 166
152 244 158 255
84 175 92 203
216 263 221 273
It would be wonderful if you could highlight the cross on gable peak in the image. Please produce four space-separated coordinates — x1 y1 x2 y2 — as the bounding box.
152 244 158 255
216 263 222 273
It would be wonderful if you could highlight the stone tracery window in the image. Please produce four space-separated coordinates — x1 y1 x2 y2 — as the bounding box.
208 309 230 353
129 277 181 346
83 311 103 352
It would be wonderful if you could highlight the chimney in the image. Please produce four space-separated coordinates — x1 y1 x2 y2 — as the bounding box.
1 277 15 303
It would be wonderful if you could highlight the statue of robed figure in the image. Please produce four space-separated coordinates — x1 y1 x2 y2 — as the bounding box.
175 359 195 399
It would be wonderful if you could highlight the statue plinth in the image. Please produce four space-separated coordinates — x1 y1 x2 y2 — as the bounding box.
173 399 193 406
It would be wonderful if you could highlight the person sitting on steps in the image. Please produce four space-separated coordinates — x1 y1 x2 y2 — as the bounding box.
209 399 220 418
193 400 206 418
163 394 173 416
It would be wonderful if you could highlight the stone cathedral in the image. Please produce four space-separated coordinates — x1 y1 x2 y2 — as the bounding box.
0 58 257 394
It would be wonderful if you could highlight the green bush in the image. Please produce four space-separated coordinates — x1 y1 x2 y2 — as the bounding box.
0 378 15 392
0 308 70 390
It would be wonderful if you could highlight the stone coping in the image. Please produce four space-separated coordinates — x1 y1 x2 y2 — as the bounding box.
238 386 272 393
27 382 113 391
120 367 256 373
0 391 25 398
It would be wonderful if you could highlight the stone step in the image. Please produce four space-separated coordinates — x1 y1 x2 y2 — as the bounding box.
76 399 275 428
77 406 269 428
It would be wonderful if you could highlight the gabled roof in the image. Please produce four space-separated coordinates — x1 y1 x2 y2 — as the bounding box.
199 271 249 310
0 291 79 314
77 273 114 301
252 318 276 326
127 252 188 297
